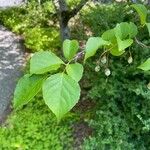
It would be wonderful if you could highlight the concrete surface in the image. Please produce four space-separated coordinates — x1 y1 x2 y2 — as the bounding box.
0 25 27 123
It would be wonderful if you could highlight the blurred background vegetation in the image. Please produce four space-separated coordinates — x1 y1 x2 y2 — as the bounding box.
0 0 150 149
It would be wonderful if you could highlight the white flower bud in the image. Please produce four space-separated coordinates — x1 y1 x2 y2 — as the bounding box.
95 65 100 72
105 68 111 76
147 82 150 90
101 56 107 64
128 56 133 64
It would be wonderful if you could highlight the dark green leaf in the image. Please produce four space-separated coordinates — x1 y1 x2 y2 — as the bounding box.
146 23 150 36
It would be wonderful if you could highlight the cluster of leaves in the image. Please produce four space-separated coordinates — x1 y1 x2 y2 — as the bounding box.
84 4 150 66
131 4 150 70
81 3 150 70
13 40 84 121
0 0 55 33
83 35 150 150
82 44 150 149
1 2 150 149
13 4 150 121
0 7 26 33
24 27 60 51
0 96 75 150
80 3 126 36
78 4 150 149
0 0 60 52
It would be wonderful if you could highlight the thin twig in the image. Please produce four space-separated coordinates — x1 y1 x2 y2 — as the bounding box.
135 37 150 49
69 0 89 18
73 51 85 61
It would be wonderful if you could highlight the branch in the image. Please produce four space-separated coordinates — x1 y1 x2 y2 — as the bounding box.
135 37 150 49
58 0 68 12
73 51 85 62
69 0 89 18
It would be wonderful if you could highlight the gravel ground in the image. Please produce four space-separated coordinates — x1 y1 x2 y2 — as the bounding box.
0 25 27 123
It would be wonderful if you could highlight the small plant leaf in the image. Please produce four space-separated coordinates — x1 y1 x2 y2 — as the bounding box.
63 39 79 60
84 37 110 61
146 23 150 36
13 74 46 108
110 45 125 56
30 51 64 74
129 22 138 38
131 4 148 25
102 29 116 43
117 37 133 51
138 58 150 71
42 73 80 120
114 22 130 40
66 63 84 82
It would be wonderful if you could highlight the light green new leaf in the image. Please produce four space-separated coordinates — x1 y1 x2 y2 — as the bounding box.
30 51 64 74
63 39 79 60
110 45 125 56
131 4 148 25
66 63 84 82
117 37 133 51
84 37 110 61
13 74 46 108
138 58 150 71
43 73 80 120
114 22 130 40
102 29 116 43
129 22 138 38
146 23 150 36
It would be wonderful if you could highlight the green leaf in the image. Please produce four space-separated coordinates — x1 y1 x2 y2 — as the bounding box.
102 22 138 42
84 37 110 61
66 63 84 82
131 4 148 25
146 23 150 36
110 45 125 56
30 51 64 74
114 22 130 40
13 74 46 108
102 29 116 43
63 39 79 60
43 73 80 120
113 22 134 52
129 22 138 38
138 58 150 71
117 37 133 51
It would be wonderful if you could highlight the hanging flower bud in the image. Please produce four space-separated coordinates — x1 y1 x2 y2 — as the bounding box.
128 56 133 64
101 56 107 64
95 65 100 72
147 82 150 90
105 68 111 76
